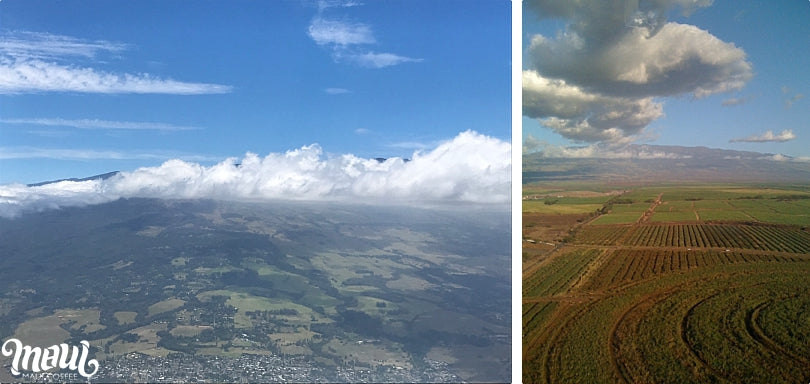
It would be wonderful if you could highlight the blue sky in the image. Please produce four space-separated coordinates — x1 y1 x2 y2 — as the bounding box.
523 0 810 160
0 0 511 185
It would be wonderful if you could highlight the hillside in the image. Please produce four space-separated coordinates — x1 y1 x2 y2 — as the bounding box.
0 198 510 382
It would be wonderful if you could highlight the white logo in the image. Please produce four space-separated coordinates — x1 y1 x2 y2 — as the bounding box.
1 338 99 379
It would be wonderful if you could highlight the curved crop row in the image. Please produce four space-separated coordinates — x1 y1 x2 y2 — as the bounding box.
525 261 810 383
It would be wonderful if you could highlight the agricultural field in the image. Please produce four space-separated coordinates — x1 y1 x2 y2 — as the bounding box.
523 183 810 383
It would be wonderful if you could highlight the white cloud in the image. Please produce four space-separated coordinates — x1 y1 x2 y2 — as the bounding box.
523 0 752 146
763 154 790 162
353 128 370 135
0 180 113 218
307 9 421 68
730 129 796 143
721 95 753 106
785 95 804 109
308 18 375 46
0 131 510 217
759 154 810 163
0 31 126 60
522 70 663 143
1 117 200 131
0 147 220 162
324 87 350 94
527 22 751 99
0 32 232 94
317 0 363 11
348 52 423 68
0 59 232 94
523 134 543 153
526 139 688 159
386 141 434 150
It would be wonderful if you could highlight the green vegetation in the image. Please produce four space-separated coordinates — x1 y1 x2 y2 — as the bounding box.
523 249 601 297
590 213 641 225
523 200 603 214
0 198 510 382
147 298 186 317
114 311 138 325
523 183 810 383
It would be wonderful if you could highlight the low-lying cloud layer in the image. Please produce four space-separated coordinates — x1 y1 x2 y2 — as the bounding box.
0 131 510 218
730 129 796 143
524 134 687 159
524 0 752 145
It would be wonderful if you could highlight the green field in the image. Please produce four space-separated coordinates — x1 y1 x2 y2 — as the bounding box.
147 298 186 317
523 200 604 214
523 183 810 383
197 289 322 329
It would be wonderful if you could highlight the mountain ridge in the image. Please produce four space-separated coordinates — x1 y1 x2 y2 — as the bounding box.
26 171 120 187
524 144 810 184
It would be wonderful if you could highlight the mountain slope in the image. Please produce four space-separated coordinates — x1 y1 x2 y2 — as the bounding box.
524 145 810 183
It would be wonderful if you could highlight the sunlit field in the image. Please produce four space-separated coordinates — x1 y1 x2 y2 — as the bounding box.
523 183 810 383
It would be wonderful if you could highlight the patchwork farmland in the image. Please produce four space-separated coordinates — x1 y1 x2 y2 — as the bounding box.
523 184 810 383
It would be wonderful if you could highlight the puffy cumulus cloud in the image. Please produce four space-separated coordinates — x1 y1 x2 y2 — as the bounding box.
524 0 751 145
522 70 663 143
0 131 510 218
526 0 714 51
730 129 796 143
526 17 751 98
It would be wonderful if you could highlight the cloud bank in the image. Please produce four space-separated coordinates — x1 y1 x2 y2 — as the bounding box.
523 134 687 159
0 131 510 217
523 0 752 145
730 129 796 143
0 31 231 94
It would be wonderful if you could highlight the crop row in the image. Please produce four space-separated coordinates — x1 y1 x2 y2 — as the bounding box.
613 266 810 383
522 301 558 349
571 225 631 245
678 275 810 383
575 224 810 253
584 249 803 290
523 249 602 297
